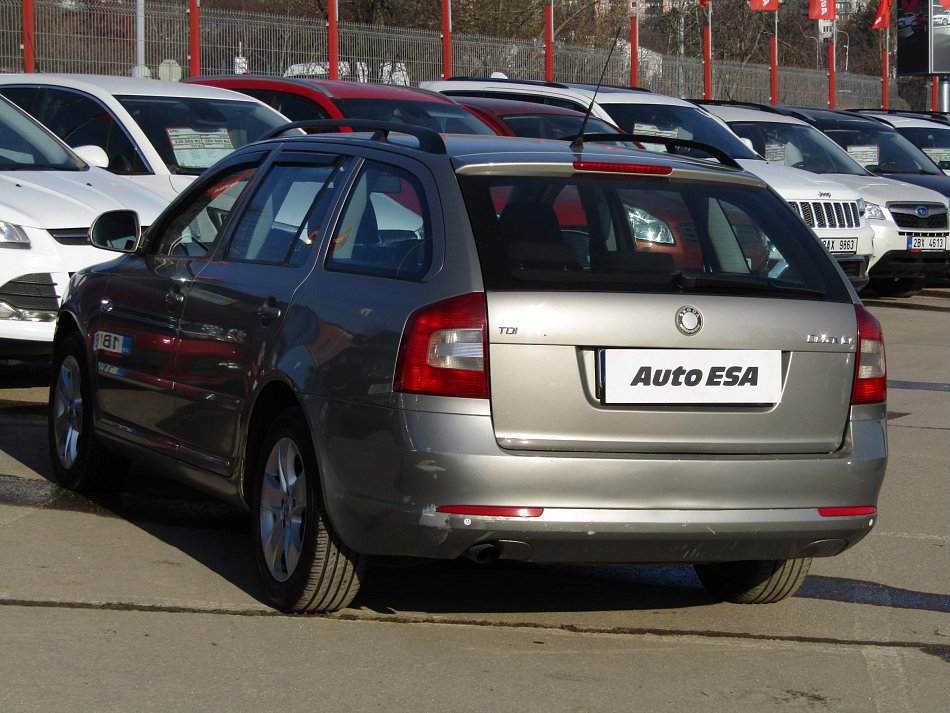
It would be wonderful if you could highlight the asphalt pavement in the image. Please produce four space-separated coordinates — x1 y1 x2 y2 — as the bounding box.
0 288 947 712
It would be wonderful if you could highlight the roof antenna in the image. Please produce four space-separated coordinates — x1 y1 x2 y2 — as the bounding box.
571 24 624 152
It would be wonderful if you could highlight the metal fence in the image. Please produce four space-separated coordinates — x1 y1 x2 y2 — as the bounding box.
0 0 902 108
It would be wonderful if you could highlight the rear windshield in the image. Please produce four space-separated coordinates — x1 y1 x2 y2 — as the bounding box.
500 113 620 139
458 173 850 301
117 95 287 174
333 98 495 135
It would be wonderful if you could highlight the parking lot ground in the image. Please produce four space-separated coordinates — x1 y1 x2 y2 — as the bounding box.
0 288 947 712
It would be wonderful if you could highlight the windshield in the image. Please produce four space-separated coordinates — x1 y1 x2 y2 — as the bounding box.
728 121 867 175
333 98 495 135
821 124 943 176
459 172 848 301
0 98 84 171
895 126 950 171
597 103 759 160
117 95 287 175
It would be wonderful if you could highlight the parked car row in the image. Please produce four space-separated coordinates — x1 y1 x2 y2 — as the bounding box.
3 70 927 615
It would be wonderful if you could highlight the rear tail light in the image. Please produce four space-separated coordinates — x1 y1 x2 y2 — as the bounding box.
394 292 489 399
818 506 876 517
852 305 886 405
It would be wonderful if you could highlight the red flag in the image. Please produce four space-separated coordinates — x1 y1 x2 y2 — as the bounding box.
871 0 891 28
699 0 708 8
750 0 778 10
808 0 836 20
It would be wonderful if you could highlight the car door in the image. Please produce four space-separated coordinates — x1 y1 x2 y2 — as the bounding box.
93 156 264 457
169 150 350 475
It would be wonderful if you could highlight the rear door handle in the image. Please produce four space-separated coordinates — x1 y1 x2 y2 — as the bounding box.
164 291 184 308
258 303 282 323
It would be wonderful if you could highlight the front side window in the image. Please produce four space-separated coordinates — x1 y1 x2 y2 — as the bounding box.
326 161 432 280
36 89 145 174
226 160 341 265
460 172 849 301
0 97 83 170
150 165 256 257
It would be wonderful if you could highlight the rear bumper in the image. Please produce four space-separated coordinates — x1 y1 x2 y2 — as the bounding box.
309 397 888 564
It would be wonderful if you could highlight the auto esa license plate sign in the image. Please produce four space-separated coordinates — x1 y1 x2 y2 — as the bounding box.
601 349 782 405
820 238 857 254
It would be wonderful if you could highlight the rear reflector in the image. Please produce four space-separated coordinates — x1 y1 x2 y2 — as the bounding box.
573 160 673 175
394 292 488 399
818 506 877 517
437 506 544 518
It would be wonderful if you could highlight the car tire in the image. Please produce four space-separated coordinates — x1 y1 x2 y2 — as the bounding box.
48 331 125 491
694 558 812 604
252 409 365 613
869 277 926 298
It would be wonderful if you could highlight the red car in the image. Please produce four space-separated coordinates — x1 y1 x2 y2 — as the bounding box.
184 76 495 135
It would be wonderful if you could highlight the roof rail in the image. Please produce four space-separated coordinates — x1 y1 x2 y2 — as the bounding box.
443 76 574 90
568 82 652 94
258 119 446 154
693 99 784 116
561 133 741 170
850 108 950 125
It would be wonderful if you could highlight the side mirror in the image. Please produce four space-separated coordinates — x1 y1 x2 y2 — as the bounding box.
73 145 110 168
740 137 755 153
89 210 141 253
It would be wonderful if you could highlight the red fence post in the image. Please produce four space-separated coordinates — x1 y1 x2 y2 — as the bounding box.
630 14 638 88
828 41 836 109
22 0 35 72
189 0 200 77
544 1 554 82
328 0 339 80
881 48 888 110
770 36 778 105
703 24 712 100
441 0 452 79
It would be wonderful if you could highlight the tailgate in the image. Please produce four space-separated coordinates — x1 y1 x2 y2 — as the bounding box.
487 292 856 455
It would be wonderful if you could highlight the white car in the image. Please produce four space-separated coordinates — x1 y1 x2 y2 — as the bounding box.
856 111 950 176
704 103 950 297
0 95 168 355
0 74 290 200
422 78 875 289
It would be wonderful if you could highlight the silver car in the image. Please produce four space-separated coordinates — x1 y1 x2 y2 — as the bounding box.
49 125 888 613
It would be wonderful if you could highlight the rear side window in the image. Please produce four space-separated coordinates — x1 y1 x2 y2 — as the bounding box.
326 160 432 280
226 160 341 265
459 173 849 301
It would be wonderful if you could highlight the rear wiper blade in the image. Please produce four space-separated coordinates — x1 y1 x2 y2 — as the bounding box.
673 270 825 297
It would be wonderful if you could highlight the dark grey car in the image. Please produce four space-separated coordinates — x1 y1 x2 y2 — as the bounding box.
49 125 888 613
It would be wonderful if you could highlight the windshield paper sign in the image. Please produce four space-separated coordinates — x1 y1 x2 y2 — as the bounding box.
602 349 782 404
167 128 235 169
846 145 880 168
633 123 678 153
764 143 786 163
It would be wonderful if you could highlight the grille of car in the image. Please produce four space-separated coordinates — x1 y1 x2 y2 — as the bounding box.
47 227 90 246
787 201 861 229
0 273 59 310
889 205 949 231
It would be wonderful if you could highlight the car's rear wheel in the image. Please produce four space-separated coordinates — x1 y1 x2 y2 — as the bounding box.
694 558 811 604
48 332 124 491
252 409 365 613
868 277 926 298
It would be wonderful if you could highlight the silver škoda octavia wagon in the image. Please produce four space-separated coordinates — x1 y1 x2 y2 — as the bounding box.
49 122 887 612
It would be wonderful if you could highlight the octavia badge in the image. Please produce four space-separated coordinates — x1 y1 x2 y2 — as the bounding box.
916 206 930 218
676 305 703 336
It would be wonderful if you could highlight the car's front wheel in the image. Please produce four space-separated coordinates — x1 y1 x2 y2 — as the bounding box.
251 409 365 613
48 331 124 491
694 558 812 604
